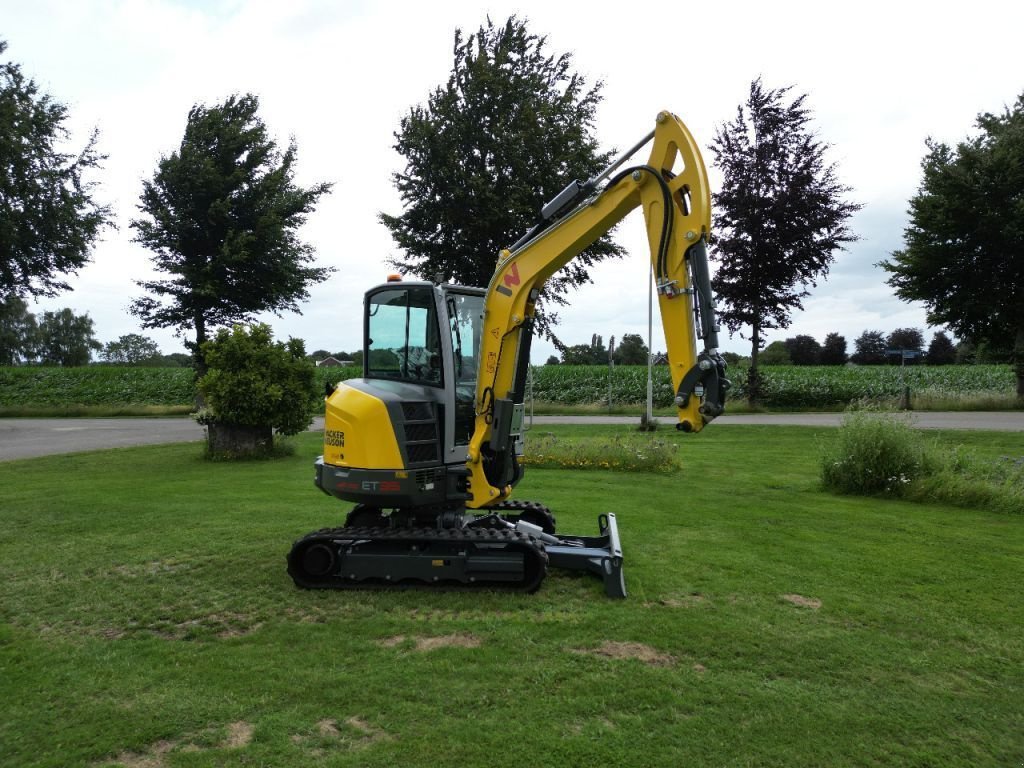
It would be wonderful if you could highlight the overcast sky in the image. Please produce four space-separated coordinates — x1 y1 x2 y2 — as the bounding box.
3 0 1022 361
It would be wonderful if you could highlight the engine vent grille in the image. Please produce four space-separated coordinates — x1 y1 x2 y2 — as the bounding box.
405 423 437 442
401 401 438 465
415 468 443 489
402 402 433 421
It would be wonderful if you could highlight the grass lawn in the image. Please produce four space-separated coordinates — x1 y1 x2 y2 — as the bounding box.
1 425 1022 767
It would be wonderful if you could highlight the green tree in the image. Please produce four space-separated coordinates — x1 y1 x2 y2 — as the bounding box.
851 330 887 365
956 337 1011 364
0 295 38 365
130 93 332 375
613 333 648 365
197 323 318 457
955 340 976 365
820 332 848 365
710 79 861 402
784 334 821 365
379 16 622 340
560 334 607 365
101 333 161 365
36 308 100 366
926 331 956 365
0 40 111 299
156 352 192 368
759 340 790 365
560 345 593 365
882 92 1024 395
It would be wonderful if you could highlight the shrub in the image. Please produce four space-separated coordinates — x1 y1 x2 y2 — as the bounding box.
820 409 937 495
821 409 1024 514
197 324 319 458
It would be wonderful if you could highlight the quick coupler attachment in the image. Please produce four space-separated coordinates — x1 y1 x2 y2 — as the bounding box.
534 513 626 598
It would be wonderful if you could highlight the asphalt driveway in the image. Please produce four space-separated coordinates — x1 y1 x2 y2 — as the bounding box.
1 412 1022 462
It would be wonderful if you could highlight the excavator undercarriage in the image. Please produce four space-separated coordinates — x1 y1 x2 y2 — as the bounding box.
287 503 625 597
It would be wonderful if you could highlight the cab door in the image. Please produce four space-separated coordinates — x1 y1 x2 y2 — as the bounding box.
443 288 485 456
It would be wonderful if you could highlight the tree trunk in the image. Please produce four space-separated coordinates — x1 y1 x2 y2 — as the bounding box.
748 325 762 406
1015 323 1024 400
192 315 208 409
206 422 273 457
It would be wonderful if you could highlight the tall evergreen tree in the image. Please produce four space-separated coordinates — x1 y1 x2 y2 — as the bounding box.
926 331 956 365
0 39 111 299
379 16 622 340
130 94 332 373
882 92 1024 396
710 79 861 401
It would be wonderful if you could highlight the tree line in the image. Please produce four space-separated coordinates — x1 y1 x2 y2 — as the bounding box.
2 15 1022 426
547 327 985 367
0 296 188 367
761 329 955 366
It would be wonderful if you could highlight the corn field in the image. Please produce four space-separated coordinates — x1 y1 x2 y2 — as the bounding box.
0 364 1015 409
529 364 1016 409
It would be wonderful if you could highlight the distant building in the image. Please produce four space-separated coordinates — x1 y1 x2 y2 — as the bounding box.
316 357 353 367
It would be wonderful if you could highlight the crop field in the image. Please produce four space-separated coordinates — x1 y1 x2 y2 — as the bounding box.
1 425 1022 766
0 363 1017 413
531 364 1017 409
0 366 195 407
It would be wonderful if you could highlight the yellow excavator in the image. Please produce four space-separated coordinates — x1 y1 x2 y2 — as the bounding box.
287 111 728 597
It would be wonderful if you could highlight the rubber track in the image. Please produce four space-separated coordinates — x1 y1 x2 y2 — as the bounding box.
287 525 549 593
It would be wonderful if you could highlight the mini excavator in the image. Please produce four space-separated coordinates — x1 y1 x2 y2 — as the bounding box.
287 111 728 597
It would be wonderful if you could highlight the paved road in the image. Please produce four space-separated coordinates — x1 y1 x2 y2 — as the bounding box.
2 411 1022 462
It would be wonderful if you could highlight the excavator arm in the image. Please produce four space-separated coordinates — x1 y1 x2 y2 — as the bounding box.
466 111 729 508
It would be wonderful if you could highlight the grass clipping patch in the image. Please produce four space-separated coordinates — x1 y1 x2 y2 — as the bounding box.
821 408 1024 514
521 432 681 473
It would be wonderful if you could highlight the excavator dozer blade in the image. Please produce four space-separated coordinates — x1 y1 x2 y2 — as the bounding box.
544 513 625 598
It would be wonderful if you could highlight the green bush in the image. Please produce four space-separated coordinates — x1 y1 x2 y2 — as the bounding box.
820 410 937 495
197 324 319 436
820 409 1024 514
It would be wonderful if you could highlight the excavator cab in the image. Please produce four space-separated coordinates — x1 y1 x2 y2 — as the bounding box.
363 280 487 459
313 279 496 518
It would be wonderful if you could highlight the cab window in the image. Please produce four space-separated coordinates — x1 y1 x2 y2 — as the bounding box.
366 287 443 386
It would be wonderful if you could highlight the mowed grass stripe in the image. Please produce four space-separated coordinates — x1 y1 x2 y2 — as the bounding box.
0 426 1021 767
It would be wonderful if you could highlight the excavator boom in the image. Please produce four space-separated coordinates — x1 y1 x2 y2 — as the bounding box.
466 111 728 507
